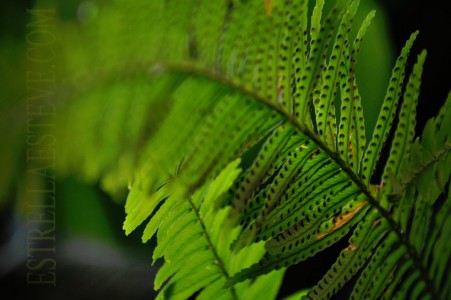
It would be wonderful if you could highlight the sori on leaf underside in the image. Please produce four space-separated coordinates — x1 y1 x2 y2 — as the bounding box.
51 0 450 299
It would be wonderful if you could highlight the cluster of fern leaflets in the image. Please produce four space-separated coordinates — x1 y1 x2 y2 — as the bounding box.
51 0 450 299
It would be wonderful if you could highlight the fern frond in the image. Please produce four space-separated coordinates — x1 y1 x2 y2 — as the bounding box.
140 159 284 299
230 47 449 300
45 0 450 299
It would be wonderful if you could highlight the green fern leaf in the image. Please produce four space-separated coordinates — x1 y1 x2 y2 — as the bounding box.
382 50 427 197
37 0 450 299
314 0 359 149
337 10 375 173
360 31 418 184
145 159 284 299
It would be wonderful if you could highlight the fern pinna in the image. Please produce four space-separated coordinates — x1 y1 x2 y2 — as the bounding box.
52 0 450 299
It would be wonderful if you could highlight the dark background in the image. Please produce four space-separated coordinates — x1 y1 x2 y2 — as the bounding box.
380 0 450 133
0 0 449 299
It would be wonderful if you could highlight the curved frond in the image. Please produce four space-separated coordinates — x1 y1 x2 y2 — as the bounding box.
42 0 451 299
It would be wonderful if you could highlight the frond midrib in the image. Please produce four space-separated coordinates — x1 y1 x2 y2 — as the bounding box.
187 196 239 300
